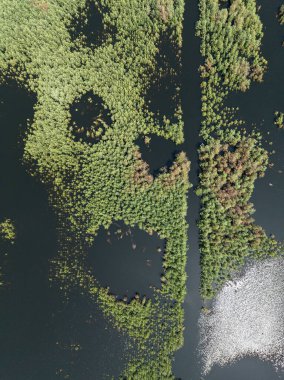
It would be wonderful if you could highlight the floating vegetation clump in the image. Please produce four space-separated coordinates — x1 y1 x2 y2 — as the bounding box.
278 4 284 25
277 4 284 46
196 0 282 299
0 219 16 242
199 258 284 375
0 219 15 286
274 111 284 129
0 0 188 377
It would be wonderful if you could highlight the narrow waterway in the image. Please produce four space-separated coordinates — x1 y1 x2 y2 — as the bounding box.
173 0 203 378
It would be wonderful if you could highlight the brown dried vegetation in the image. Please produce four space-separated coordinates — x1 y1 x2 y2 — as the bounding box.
31 0 49 11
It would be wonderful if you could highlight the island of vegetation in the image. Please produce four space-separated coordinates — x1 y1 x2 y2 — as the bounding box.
274 111 284 128
0 0 189 378
0 219 16 243
196 0 282 299
277 4 284 46
278 4 284 25
0 218 15 286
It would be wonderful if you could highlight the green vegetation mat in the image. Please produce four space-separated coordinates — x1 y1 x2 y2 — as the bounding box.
278 4 284 25
274 111 284 128
0 0 189 378
196 0 283 299
0 218 15 286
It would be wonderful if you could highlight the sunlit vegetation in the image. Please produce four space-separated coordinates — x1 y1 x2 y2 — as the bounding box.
0 219 16 242
0 218 15 286
0 0 188 377
277 4 284 46
197 0 267 98
196 0 282 299
274 111 284 128
278 4 284 25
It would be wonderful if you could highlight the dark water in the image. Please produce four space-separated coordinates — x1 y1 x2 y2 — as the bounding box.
136 134 178 176
0 0 283 379
172 0 203 379
87 222 164 300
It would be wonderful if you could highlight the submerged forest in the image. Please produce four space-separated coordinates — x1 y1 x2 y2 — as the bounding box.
0 0 283 379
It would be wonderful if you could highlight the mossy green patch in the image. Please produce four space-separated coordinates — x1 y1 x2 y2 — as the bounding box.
278 4 284 25
274 111 284 128
0 219 16 242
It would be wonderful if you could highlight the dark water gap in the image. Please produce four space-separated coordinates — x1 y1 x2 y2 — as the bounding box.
69 0 116 49
136 134 178 176
70 91 112 145
173 0 203 378
145 26 181 124
87 221 164 300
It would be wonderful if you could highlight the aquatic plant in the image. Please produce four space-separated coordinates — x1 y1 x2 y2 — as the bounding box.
196 0 267 96
0 218 15 286
0 219 16 242
0 0 188 377
196 0 282 299
278 4 284 25
274 111 284 128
